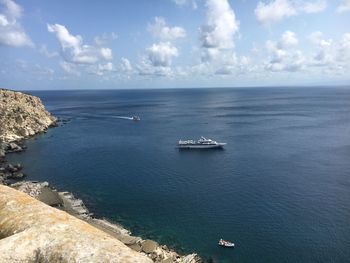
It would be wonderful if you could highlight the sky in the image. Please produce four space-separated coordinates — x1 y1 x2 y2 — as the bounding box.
0 0 350 90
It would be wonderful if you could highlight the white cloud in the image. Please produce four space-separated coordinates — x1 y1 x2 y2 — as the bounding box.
60 61 79 75
337 0 350 12
200 0 239 51
98 62 113 72
301 0 327 13
100 47 113 60
47 23 113 65
146 42 178 67
0 14 8 26
94 32 117 46
265 31 305 72
191 0 245 76
120 57 132 72
255 0 296 25
139 17 185 77
307 31 334 67
148 17 186 41
255 0 326 25
136 42 179 77
316 32 350 64
39 44 59 58
90 62 115 76
215 55 255 75
137 61 174 77
0 0 33 47
172 0 197 9
280 30 298 47
199 0 239 66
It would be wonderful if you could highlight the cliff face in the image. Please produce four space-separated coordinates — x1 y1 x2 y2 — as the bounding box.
0 185 152 263
0 89 56 142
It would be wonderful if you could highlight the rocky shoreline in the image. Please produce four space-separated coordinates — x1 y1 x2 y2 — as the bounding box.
0 89 204 263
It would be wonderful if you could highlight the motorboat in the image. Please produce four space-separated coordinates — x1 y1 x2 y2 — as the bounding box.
132 116 140 121
218 239 235 248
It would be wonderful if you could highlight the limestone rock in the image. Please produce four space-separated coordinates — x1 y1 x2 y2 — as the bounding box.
0 149 5 158
11 172 25 179
37 187 63 207
161 258 175 263
129 243 142 252
142 239 158 254
181 254 199 263
119 234 141 245
0 185 152 263
0 89 57 142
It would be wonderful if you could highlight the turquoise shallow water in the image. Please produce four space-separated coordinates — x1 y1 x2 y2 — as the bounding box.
8 87 350 262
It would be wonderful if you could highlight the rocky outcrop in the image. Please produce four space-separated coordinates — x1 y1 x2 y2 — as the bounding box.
0 185 152 263
9 181 202 263
0 89 56 142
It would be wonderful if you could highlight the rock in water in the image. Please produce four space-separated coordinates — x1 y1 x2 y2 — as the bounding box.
142 240 158 253
0 149 5 158
0 89 57 142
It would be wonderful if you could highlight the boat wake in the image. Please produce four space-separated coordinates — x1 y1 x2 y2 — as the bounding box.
78 114 137 121
111 116 134 120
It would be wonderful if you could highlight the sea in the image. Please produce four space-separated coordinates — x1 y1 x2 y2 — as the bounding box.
7 87 350 263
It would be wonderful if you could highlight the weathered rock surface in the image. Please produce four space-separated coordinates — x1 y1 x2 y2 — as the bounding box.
142 240 159 253
0 89 56 142
0 185 152 263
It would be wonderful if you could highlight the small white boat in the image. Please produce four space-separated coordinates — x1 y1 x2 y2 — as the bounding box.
218 238 235 248
132 116 140 121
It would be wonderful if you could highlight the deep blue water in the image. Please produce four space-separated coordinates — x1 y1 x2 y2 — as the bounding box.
7 88 350 263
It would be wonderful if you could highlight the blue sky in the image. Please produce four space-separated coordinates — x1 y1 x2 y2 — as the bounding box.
0 0 350 90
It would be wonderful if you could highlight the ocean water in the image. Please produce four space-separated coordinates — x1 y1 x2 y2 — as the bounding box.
7 87 350 263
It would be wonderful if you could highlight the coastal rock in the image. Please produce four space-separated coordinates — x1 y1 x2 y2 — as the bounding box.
10 172 25 179
37 186 63 207
0 185 152 263
11 181 46 198
0 89 57 142
181 254 199 263
119 234 141 245
129 243 142 252
0 149 5 158
5 163 16 172
8 142 22 152
142 240 158 254
161 258 174 263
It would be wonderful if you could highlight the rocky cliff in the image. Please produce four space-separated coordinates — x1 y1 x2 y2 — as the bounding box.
0 89 56 142
0 185 152 263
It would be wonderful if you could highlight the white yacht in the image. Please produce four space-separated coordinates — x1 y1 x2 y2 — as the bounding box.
178 137 226 149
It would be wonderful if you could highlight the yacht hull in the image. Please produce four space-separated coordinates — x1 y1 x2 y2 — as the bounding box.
178 143 226 149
